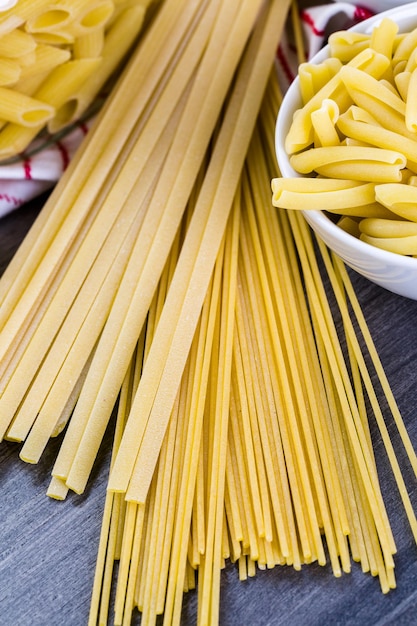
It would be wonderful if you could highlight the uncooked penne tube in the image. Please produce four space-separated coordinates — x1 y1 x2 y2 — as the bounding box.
0 85 54 125
49 4 146 132
72 27 105 58
0 27 36 58
35 57 102 108
10 57 101 145
0 58 21 85
68 0 115 37
20 43 71 78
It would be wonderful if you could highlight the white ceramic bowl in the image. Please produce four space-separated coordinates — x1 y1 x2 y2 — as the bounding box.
275 3 417 300
332 0 416 13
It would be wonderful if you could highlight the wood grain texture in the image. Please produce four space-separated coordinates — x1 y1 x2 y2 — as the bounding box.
0 197 417 625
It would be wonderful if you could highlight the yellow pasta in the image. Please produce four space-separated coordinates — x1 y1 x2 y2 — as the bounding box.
298 58 342 105
72 27 105 58
0 85 53 125
393 25 417 65
69 1 115 36
359 218 417 238
281 17 417 256
290 145 406 182
375 182 417 222
0 27 36 57
0 0 152 158
369 17 398 61
405 66 417 132
285 48 391 154
339 64 406 117
328 31 371 63
337 106 417 173
271 178 376 211
25 7 74 33
311 98 340 147
49 3 146 132
1 3 416 625
0 58 21 85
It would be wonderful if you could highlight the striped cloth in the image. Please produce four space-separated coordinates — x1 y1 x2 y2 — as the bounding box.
0 2 374 219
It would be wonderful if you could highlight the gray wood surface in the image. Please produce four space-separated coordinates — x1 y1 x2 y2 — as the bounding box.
1 196 417 625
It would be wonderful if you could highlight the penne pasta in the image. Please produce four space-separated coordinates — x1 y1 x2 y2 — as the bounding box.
72 27 105 59
0 58 21 85
0 27 36 57
0 0 152 158
35 57 102 108
69 1 115 37
48 4 146 132
0 85 53 125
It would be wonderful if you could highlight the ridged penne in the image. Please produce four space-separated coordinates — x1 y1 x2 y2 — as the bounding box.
48 4 146 132
35 57 102 108
0 58 21 86
72 27 105 59
0 85 53 125
0 0 153 158
0 27 36 58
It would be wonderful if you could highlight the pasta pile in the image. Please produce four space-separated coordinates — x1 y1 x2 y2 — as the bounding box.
0 0 154 159
272 16 417 257
0 1 416 624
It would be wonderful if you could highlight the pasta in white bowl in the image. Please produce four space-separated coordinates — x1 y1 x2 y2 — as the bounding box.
275 3 417 300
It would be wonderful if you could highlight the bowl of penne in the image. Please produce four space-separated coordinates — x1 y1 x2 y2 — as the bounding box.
274 3 417 300
0 0 153 161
